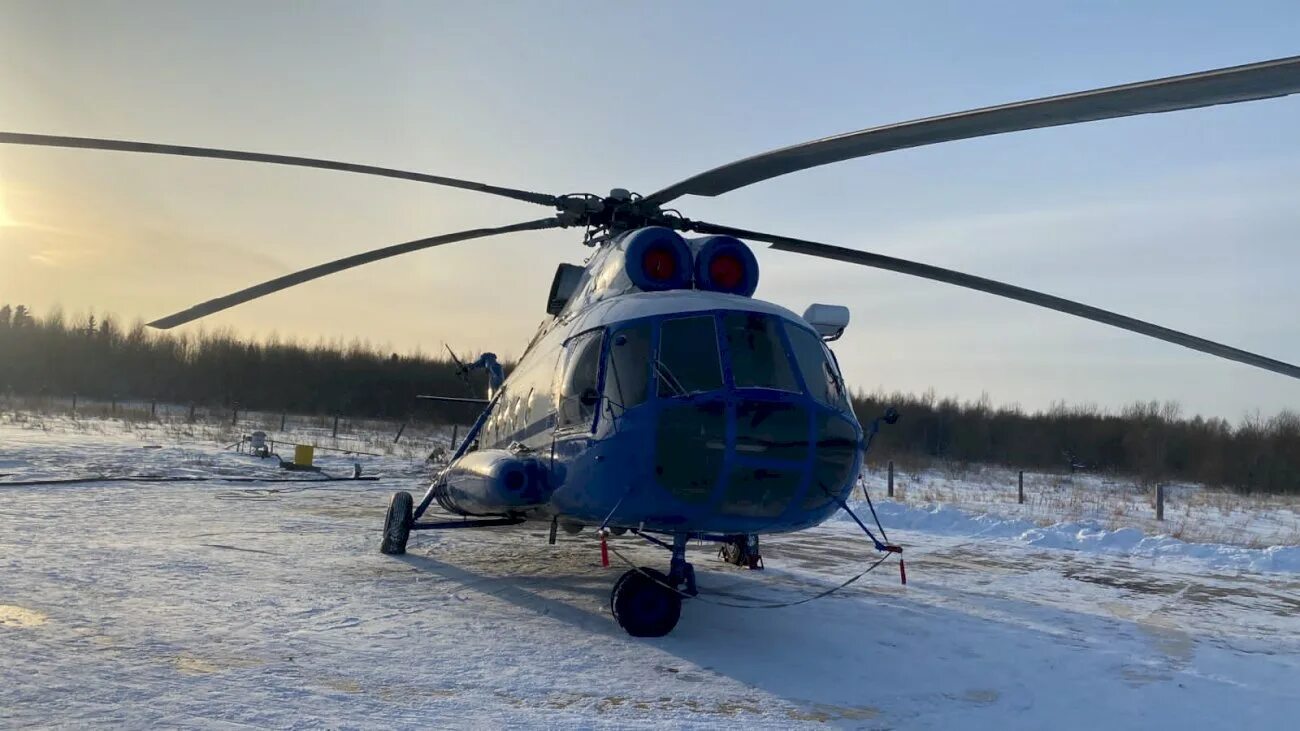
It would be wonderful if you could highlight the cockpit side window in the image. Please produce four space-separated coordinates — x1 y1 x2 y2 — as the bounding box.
821 342 850 410
656 315 723 397
605 321 651 410
724 312 798 392
785 322 850 409
557 329 604 430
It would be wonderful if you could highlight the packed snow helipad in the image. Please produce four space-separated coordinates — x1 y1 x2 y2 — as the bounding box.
2 420 1299 729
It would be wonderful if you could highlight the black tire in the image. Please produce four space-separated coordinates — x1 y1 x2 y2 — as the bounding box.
611 568 682 638
718 535 762 569
609 570 633 616
719 540 741 566
380 491 413 555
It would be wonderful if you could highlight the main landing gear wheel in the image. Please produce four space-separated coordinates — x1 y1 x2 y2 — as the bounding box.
611 568 682 638
380 491 413 555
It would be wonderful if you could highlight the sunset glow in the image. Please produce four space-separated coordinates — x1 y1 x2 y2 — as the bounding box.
2 3 1298 419
0 179 16 227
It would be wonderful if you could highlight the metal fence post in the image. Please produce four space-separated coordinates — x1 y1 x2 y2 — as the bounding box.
1018 471 1025 505
280 412 287 431
887 460 895 498
451 424 459 449
1156 484 1165 521
332 414 340 438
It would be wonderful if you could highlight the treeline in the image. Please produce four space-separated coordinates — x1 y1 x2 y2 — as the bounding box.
2 304 1298 492
0 304 484 423
854 392 1300 494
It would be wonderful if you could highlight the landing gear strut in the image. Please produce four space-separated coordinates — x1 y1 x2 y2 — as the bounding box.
610 534 696 637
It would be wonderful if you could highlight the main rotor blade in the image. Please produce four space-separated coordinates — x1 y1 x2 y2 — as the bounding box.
648 55 1300 205
417 395 491 405
148 217 562 329
687 220 1300 381
0 132 559 208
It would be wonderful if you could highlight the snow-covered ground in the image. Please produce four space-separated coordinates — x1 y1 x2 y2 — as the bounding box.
862 461 1300 548
3 417 1299 728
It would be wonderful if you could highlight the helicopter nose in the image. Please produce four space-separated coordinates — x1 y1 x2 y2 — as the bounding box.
653 397 859 520
653 398 728 507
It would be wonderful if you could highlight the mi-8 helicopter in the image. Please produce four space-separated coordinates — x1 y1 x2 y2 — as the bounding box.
5 55 1299 636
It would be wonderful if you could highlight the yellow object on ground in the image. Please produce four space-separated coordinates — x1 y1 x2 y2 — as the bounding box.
293 444 314 467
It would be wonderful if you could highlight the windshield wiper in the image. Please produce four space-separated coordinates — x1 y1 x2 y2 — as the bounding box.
824 363 846 400
653 359 688 397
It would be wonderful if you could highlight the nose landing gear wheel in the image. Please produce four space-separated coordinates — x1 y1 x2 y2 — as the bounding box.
380 491 413 555
611 568 682 637
719 534 764 569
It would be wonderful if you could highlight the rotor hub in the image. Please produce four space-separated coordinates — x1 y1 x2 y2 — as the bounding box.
556 189 692 243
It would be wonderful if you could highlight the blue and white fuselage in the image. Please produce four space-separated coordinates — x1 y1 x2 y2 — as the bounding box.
430 227 862 537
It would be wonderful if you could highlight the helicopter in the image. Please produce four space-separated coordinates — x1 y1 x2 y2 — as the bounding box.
5 54 1300 637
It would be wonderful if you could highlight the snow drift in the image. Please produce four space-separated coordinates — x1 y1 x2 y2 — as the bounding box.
846 499 1300 574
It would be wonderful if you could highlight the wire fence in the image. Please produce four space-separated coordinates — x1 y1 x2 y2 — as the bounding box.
0 392 471 461
5 392 1296 547
859 459 1300 548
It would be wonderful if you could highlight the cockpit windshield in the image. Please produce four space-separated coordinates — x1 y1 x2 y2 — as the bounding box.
783 321 850 409
656 315 723 397
723 312 800 391
647 310 850 410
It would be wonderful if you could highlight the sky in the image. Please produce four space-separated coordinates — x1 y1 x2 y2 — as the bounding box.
2 1 1299 420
